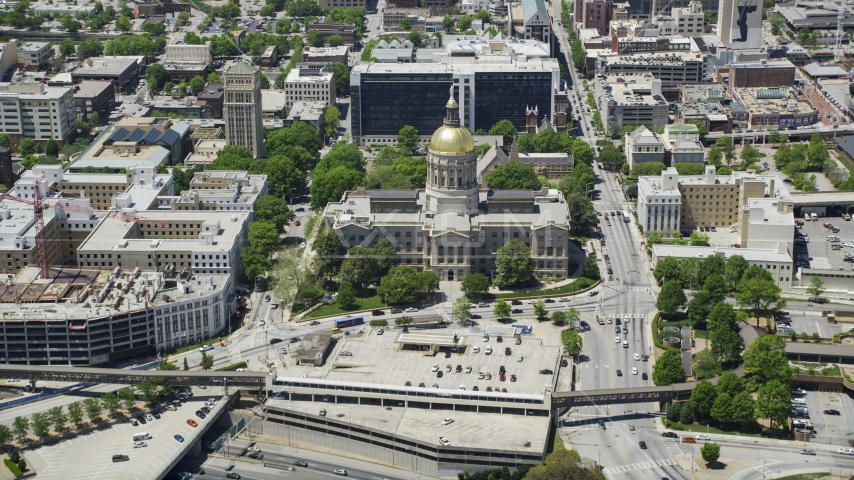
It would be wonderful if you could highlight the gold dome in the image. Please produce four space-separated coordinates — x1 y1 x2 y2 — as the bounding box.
430 124 474 154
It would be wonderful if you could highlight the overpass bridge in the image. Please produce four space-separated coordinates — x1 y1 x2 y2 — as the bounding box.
0 364 268 388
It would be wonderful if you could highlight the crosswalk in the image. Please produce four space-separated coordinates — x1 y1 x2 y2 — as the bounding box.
602 458 678 475
661 438 682 456
603 313 645 320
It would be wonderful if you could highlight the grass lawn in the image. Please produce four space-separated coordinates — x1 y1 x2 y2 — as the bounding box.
664 419 788 439
308 291 387 318
491 277 597 300
774 474 830 480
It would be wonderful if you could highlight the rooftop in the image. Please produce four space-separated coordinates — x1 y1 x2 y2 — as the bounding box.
803 61 849 78
74 80 114 98
675 102 727 117
73 56 142 76
652 244 792 263
733 87 818 117
17 42 49 52
597 72 667 108
226 62 257 75
353 58 559 75
680 83 727 102
598 51 703 66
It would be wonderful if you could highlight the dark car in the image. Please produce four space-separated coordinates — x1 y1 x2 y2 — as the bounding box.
510 374 517 382
418 382 425 387
560 359 568 367
511 299 523 305
437 371 443 378
642 373 648 380
226 474 242 479
511 309 523 314
290 337 301 343
470 314 481 319
473 386 479 391
499 365 506 374
616 370 622 376
579 321 589 330
138 417 147 424
249 452 261 459
455 365 463 372
152 412 161 419
444 351 451 358
309 321 320 326
539 369 553 375
499 373 506 381
497 336 503 343
372 310 385 316
545 299 555 303
639 441 647 449
824 409 841 415
174 434 185 443
504 347 511 355
196 411 206 419
294 461 309 467
269 338 282 344
661 432 678 438
192 468 206 475
616 318 621 325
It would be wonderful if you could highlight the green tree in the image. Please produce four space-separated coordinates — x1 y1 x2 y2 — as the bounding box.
337 280 356 309
201 351 214 370
31 412 50 439
690 380 718 420
551 310 567 326
652 349 686 385
489 119 518 146
313 230 347 280
189 75 206 95
142 22 166 35
666 402 682 422
307 28 323 47
242 246 271 282
397 125 420 151
456 15 472 31
716 371 743 398
395 316 414 326
0 134 11 149
48 406 67 433
679 403 695 424
254 196 294 232
730 391 756 425
736 268 783 320
18 138 35 157
0 424 11 447
653 256 679 284
44 139 59 157
333 62 349 95
561 328 583 357
183 357 190 371
101 392 120 417
710 392 732 424
767 130 788 147
493 240 536 288
118 386 136 411
83 398 102 423
59 38 76 56
219 1 240 19
146 63 170 91
485 161 540 190
806 276 825 301
12 416 29 442
115 15 132 32
565 193 597 236
442 15 454 31
739 143 763 169
692 349 722 380
807 133 830 170
656 280 687 316
700 443 720 464
743 334 794 387
176 11 190 26
207 71 221 83
324 105 341 137
533 299 548 318
686 119 708 142
67 401 84 428
493 299 511 319
724 255 749 291
689 231 709 246
558 161 595 196
755 380 791 430
377 266 439 304
475 9 492 23
248 221 281 256
460 273 490 298
452 296 472 324
565 308 580 329
583 255 600 280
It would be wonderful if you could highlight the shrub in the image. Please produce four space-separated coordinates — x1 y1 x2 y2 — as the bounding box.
369 319 388 327
216 361 248 371
4 459 21 477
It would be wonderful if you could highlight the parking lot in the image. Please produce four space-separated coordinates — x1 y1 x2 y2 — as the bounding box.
795 214 854 273
793 389 854 443
777 310 848 338
288 329 562 395
267 398 550 452
25 389 225 480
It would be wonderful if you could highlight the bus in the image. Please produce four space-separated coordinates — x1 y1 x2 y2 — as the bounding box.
622 211 631 222
335 316 365 328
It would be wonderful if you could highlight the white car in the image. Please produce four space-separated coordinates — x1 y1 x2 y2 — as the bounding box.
559 297 570 302
236 368 246 372
144 413 155 422
133 441 147 448
607 318 612 324
472 346 480 353
516 355 524 362
838 448 854 455
615 336 620 343
631 367 638 375
439 436 451 446
527 299 537 304
633 353 640 361
442 418 454 425
844 242 854 248
431 364 439 372
485 345 493 355
259 318 266 325
697 434 710 440
458 385 466 390
405 307 418 313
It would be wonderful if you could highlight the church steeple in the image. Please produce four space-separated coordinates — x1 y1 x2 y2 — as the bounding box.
444 85 460 127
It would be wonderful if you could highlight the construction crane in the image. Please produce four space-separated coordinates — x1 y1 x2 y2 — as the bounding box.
0 190 172 279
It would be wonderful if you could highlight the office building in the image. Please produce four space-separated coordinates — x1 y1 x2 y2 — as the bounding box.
625 126 665 168
0 147 14 190
594 72 668 135
662 124 704 164
183 139 226 169
284 64 336 111
306 23 357 45
672 0 704 36
777 0 854 30
324 92 573 281
350 60 560 145
260 45 278 67
652 244 794 290
71 56 143 95
163 42 212 65
581 0 612 36
197 83 224 119
727 59 796 93
303 46 350 64
69 117 192 172
0 83 76 145
478 139 574 181
161 170 267 217
731 87 819 130
73 80 114 125
16 42 51 71
285 101 327 135
516 0 552 51
718 0 762 48
223 63 266 159
638 165 793 236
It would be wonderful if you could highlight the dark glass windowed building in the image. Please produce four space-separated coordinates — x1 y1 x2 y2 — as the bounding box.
350 62 560 146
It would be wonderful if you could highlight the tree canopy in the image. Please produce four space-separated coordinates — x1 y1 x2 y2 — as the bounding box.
484 161 540 190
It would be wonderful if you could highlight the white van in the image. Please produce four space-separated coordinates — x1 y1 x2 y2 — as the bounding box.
827 235 841 242
622 340 629 348
133 433 152 441
811 213 818 221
